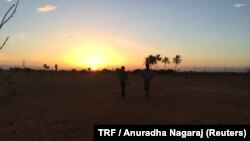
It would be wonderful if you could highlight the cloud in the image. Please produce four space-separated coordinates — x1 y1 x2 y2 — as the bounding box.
233 3 247 8
36 5 57 13
6 0 13 2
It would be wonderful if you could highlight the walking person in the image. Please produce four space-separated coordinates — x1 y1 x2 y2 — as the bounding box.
142 64 153 97
118 66 129 98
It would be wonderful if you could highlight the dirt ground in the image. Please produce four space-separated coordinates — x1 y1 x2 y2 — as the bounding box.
0 72 250 141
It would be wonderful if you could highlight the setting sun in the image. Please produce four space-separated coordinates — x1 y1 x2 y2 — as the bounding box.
85 55 104 71
64 43 124 70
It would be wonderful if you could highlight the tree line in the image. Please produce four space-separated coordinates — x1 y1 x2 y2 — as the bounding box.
144 54 182 71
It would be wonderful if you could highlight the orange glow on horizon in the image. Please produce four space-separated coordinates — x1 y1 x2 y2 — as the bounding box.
63 43 124 70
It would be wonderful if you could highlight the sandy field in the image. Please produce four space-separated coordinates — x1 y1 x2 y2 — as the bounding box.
0 72 250 141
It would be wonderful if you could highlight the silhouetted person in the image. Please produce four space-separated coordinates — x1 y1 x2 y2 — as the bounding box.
55 64 58 71
143 64 153 97
118 66 129 98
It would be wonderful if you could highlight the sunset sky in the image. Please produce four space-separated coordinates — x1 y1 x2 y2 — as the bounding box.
0 0 249 71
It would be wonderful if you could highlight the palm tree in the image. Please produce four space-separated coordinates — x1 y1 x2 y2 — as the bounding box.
155 54 162 70
43 64 47 70
173 55 182 71
162 57 170 70
43 64 49 70
149 55 157 67
144 57 150 65
144 55 157 69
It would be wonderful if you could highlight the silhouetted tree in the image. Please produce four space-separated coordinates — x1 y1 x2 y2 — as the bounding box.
43 64 47 70
43 64 49 70
102 68 111 73
0 0 20 97
87 67 91 72
173 55 182 71
55 64 58 71
80 69 87 73
144 57 149 65
144 55 156 69
162 57 170 70
0 0 20 50
155 54 162 70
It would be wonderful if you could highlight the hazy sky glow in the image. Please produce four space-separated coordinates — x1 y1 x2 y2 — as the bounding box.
0 0 249 70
